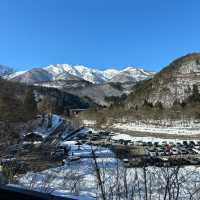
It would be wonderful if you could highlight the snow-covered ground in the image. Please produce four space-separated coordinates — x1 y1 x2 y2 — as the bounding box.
82 120 96 126
16 121 200 199
112 120 200 135
60 140 114 158
112 133 199 143
18 156 200 200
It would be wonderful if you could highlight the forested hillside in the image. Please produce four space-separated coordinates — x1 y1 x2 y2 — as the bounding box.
81 53 200 124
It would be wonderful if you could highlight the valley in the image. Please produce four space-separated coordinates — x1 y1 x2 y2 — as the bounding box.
2 53 200 199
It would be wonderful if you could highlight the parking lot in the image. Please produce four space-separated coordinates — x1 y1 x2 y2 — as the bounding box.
142 140 200 157
57 129 200 167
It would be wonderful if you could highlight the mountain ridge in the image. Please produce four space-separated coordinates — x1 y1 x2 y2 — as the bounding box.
126 53 200 108
5 64 155 84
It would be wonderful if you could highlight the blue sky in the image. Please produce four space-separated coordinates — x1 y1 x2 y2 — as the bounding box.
0 0 200 72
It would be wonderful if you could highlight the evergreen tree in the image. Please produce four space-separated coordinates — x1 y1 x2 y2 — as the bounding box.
143 99 153 108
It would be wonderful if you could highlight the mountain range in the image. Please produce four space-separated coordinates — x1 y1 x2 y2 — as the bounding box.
4 64 155 84
79 53 200 123
2 53 200 119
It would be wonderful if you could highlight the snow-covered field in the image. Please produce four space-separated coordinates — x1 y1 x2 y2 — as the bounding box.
112 120 200 135
112 133 198 143
60 141 114 158
18 156 200 200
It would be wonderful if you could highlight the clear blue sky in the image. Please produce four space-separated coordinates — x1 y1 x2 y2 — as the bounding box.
0 0 200 72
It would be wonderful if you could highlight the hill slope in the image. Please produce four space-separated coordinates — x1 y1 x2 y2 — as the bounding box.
127 53 200 108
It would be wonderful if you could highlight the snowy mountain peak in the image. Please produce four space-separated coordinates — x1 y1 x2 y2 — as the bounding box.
6 64 155 84
103 69 120 79
123 66 139 71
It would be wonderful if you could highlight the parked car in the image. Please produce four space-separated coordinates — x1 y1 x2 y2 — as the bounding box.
179 149 188 154
189 141 196 147
154 142 159 147
171 148 179 155
183 141 188 146
176 142 182 146
148 150 157 157
187 149 197 155
147 142 153 146
156 148 165 156
188 158 200 165
192 148 200 154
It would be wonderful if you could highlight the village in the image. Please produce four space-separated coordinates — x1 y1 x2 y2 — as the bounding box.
58 128 200 168
2 113 200 175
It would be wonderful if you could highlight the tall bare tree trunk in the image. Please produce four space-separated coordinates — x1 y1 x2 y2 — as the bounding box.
91 148 106 200
143 165 148 200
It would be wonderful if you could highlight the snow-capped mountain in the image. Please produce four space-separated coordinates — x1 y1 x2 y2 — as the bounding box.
0 65 14 76
103 69 120 79
45 64 107 84
10 68 54 84
6 64 155 84
109 67 155 83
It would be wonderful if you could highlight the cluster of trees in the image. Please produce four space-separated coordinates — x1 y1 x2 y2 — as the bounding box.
86 83 200 125
104 94 127 105
0 78 37 122
0 79 38 157
0 78 91 122
35 85 89 116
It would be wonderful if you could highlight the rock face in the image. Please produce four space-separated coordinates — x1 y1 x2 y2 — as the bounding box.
127 53 200 108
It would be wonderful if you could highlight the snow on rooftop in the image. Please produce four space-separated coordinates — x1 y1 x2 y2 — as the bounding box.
33 114 63 139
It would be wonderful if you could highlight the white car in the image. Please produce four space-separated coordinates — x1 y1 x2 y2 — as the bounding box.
171 148 179 155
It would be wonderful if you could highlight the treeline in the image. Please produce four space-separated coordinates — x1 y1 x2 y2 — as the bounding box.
0 78 91 122
32 85 90 115
104 94 127 105
81 84 200 126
